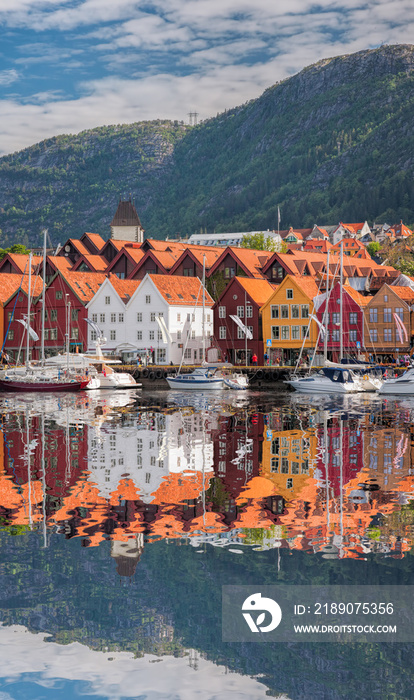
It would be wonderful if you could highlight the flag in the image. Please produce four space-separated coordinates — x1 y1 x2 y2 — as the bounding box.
155 315 172 343
229 315 253 340
16 318 39 342
277 206 281 225
309 314 326 337
85 317 102 338
393 313 408 343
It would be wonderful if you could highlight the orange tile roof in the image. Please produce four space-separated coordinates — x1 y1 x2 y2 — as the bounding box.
68 239 90 256
0 273 43 304
227 247 273 278
235 277 276 306
108 274 141 302
83 232 106 250
293 276 321 299
47 256 73 272
149 274 214 306
0 253 42 273
58 270 107 303
389 286 414 304
344 284 369 307
73 255 108 272
303 240 332 252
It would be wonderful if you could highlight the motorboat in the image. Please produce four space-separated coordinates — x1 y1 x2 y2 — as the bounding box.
286 367 364 394
166 367 224 390
324 360 383 392
222 372 249 390
378 365 414 395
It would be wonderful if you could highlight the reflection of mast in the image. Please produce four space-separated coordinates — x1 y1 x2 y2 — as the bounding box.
41 413 47 548
324 412 330 535
26 407 32 529
339 417 344 557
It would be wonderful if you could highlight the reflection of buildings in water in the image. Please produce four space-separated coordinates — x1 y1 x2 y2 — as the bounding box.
87 411 216 502
261 427 317 503
111 533 144 577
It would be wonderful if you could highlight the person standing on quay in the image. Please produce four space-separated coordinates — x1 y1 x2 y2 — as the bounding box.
252 353 258 366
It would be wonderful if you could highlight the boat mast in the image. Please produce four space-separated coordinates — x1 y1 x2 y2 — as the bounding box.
26 253 32 368
245 291 248 368
340 240 344 362
324 249 330 363
41 229 47 365
202 255 206 363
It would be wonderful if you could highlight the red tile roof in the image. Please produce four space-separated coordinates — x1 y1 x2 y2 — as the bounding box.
148 274 214 306
234 277 276 306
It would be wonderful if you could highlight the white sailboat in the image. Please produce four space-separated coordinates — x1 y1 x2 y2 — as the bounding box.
166 257 224 391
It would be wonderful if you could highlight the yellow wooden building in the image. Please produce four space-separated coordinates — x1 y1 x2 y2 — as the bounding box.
260 274 320 365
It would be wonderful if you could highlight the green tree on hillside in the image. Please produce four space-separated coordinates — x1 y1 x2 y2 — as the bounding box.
0 243 31 261
241 232 286 252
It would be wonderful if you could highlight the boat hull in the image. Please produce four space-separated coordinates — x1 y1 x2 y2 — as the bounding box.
286 378 361 394
166 377 224 390
379 380 414 395
0 379 86 392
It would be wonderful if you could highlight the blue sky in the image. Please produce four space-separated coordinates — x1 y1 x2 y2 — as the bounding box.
0 0 412 155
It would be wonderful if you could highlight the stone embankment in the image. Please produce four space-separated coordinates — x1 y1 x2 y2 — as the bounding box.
116 365 292 390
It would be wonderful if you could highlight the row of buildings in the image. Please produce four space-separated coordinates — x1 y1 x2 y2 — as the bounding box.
0 200 413 365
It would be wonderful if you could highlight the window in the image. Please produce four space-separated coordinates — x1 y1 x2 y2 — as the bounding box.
286 289 293 299
8 329 14 340
281 326 289 340
237 306 244 318
271 458 279 473
184 348 192 359
150 312 156 322
50 328 57 340
291 305 299 319
137 330 142 340
137 312 142 322
56 291 62 300
384 294 388 302
219 306 226 318
246 305 253 318
157 348 166 363
92 313 97 322
149 330 155 340
100 313 105 323
50 309 57 321
281 305 289 319
177 313 181 322
177 330 181 340
271 305 279 319
286 478 293 489
301 305 309 319
291 326 300 340
369 308 378 323
7 312 12 322
91 331 97 341
71 328 79 339
219 326 226 339
105 296 110 305
395 307 404 321
111 313 116 323
332 312 339 325
199 348 203 360
349 330 357 342
370 329 378 342
118 313 124 323
145 295 151 304
302 325 309 338
384 328 392 342
110 330 116 340
383 308 392 323
349 312 357 325
194 349 197 360
237 327 244 339
332 330 340 342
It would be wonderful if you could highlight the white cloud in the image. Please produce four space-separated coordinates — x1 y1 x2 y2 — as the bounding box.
0 69 19 86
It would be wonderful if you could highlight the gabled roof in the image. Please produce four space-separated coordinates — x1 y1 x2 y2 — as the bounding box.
147 274 214 306
209 246 272 279
387 285 414 304
72 255 108 272
303 240 332 253
169 247 225 275
341 223 366 234
343 284 369 307
64 239 90 256
110 199 142 227
143 238 187 252
231 277 276 306
107 274 141 303
0 273 44 305
129 249 182 277
389 221 413 238
80 232 107 252
0 253 42 274
45 256 73 273
56 270 107 304
105 246 145 273
292 276 321 300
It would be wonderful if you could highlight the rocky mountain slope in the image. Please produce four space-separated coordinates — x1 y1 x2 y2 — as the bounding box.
0 44 413 246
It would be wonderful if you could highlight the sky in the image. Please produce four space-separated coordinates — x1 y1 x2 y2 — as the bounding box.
0 0 413 156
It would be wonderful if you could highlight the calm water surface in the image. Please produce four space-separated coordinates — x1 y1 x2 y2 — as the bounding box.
0 388 413 700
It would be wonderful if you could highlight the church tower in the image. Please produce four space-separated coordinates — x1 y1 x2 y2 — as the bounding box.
110 197 144 242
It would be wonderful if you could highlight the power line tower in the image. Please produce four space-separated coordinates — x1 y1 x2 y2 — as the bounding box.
188 112 198 126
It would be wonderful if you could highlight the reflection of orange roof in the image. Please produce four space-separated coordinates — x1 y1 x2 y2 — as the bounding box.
109 478 141 504
151 471 213 505
234 500 275 529
235 476 276 503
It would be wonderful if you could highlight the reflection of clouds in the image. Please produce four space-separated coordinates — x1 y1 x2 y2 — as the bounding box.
0 625 274 700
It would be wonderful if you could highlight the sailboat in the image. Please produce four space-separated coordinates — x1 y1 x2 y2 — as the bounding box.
0 235 89 392
166 257 224 391
286 244 365 394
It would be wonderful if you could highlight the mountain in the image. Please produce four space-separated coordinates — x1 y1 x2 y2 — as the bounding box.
0 44 413 247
